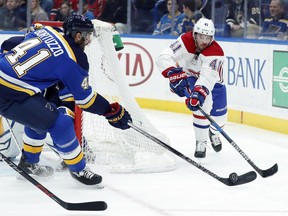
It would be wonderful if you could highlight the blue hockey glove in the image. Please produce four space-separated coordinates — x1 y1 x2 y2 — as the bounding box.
166 67 190 97
185 85 209 111
104 102 132 130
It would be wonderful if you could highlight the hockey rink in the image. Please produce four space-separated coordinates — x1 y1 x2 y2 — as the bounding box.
0 109 287 216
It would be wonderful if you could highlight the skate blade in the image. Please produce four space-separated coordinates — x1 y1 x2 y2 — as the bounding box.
91 183 105 190
95 183 104 189
83 182 105 189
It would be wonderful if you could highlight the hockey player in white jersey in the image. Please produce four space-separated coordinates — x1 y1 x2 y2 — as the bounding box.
156 18 227 158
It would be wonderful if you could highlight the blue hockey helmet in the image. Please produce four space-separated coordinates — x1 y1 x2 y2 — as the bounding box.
63 13 94 38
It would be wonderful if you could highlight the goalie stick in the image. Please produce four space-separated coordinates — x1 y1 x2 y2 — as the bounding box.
128 122 256 186
196 105 278 178
0 152 107 211
1 118 107 211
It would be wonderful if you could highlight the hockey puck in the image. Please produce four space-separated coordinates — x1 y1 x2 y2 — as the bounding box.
229 172 238 183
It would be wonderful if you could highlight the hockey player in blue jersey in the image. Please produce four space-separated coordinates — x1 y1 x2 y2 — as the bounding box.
0 24 59 167
0 24 80 176
0 14 132 185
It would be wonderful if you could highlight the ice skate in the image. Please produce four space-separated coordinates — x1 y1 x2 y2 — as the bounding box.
209 130 222 152
18 155 54 177
194 141 207 158
70 166 102 186
56 160 68 172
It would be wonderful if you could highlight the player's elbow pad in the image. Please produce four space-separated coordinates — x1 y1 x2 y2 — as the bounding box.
83 93 111 115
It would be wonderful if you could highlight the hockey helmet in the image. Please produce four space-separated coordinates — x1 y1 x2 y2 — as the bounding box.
193 18 215 37
63 13 94 38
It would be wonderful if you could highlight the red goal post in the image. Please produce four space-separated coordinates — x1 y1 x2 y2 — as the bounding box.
32 21 64 28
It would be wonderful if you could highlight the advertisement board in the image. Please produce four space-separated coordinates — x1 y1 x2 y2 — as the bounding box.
272 51 288 108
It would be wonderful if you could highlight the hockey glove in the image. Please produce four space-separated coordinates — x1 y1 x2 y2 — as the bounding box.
105 102 132 130
185 85 209 111
166 67 190 97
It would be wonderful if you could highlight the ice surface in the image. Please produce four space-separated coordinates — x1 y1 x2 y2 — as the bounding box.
1 109 287 216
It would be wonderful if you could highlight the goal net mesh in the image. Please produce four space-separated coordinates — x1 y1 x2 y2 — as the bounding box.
37 20 176 173
79 20 177 173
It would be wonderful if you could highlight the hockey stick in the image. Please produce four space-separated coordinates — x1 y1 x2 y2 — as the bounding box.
128 122 256 186
1 118 107 211
0 152 107 211
196 106 278 178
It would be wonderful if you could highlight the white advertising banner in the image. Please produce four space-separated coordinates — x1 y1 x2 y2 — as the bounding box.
120 36 288 120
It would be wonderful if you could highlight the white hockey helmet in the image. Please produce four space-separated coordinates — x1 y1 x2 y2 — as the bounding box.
193 18 215 37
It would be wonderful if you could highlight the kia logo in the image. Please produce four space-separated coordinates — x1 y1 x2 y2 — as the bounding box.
117 42 154 87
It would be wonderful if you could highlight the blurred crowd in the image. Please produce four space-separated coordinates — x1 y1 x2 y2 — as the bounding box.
0 0 287 40
151 0 288 40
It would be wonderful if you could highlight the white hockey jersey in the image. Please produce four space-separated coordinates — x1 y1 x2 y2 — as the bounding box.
155 32 225 93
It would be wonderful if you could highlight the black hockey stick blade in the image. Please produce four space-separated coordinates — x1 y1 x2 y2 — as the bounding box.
128 122 256 186
255 163 278 178
0 153 107 211
196 105 279 178
220 171 257 186
63 201 108 211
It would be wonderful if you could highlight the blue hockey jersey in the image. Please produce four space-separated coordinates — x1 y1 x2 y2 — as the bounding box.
153 12 185 36
0 36 25 53
0 26 102 112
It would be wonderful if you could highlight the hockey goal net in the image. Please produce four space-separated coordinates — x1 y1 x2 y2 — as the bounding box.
39 20 176 173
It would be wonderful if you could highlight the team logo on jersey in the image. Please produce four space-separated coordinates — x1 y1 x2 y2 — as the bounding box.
45 102 54 111
81 77 89 89
169 41 181 54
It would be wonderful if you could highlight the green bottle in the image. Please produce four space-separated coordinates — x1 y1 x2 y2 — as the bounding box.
112 26 124 51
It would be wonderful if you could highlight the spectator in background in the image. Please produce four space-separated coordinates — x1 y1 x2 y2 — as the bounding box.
16 0 27 26
0 0 5 8
31 0 49 22
260 0 288 39
98 0 128 33
79 0 95 20
0 0 26 30
40 0 53 15
153 0 184 36
53 0 78 11
87 0 107 18
261 0 271 21
179 0 203 34
131 0 156 34
153 0 168 25
52 1 74 21
226 0 262 38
